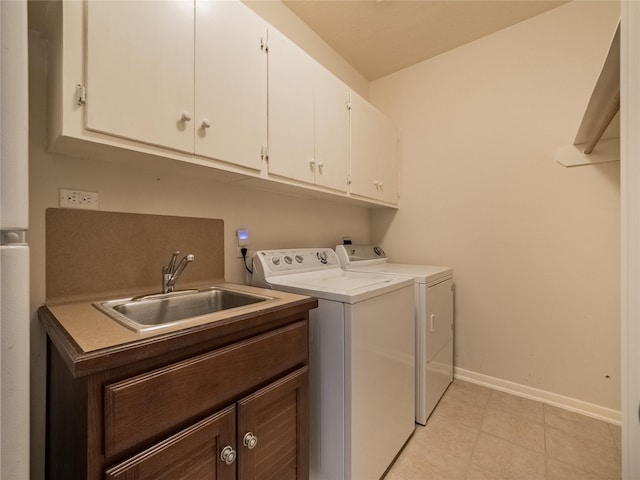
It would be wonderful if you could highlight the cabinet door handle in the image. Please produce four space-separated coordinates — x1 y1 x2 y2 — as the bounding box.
181 111 192 122
201 118 212 129
220 445 237 465
243 432 258 449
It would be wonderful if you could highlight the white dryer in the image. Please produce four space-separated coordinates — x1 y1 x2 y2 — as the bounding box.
336 244 454 425
252 248 415 480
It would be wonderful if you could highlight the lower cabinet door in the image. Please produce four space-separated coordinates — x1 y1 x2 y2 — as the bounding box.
105 406 237 480
237 367 309 480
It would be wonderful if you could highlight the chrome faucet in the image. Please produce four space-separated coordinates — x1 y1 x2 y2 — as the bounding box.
162 251 195 293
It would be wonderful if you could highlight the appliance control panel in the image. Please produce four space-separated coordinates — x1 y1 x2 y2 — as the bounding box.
253 248 339 277
335 244 387 265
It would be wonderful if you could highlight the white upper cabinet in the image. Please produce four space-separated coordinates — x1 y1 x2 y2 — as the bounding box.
267 28 316 185
267 29 350 193
49 0 398 207
195 0 267 170
313 65 350 192
350 93 399 204
86 1 195 153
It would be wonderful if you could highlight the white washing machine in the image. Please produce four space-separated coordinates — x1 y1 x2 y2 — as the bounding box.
252 248 415 480
336 244 454 425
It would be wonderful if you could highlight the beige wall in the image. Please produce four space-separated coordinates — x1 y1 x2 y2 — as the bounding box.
370 1 621 411
242 0 369 98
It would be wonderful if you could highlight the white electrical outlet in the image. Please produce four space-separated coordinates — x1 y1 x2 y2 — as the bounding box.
59 189 99 210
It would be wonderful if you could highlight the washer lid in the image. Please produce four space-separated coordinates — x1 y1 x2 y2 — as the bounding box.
335 245 452 283
358 263 453 284
264 269 413 304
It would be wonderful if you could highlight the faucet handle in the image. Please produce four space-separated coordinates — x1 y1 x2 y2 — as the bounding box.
166 251 180 274
172 254 195 279
162 252 195 293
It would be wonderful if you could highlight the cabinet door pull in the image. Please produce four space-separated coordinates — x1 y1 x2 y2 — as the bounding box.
181 111 192 122
243 432 258 449
201 118 212 129
220 445 237 465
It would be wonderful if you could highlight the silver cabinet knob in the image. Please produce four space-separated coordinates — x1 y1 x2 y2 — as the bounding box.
201 118 212 128
181 111 192 122
220 445 236 465
243 432 258 449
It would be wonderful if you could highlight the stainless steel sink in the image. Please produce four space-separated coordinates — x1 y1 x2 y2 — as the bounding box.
93 287 273 332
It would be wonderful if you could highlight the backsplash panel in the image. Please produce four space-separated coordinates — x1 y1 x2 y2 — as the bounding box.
46 209 225 303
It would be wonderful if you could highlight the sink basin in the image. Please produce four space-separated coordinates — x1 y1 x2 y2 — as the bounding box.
93 287 273 332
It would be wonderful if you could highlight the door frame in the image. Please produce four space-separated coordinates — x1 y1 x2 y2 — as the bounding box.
621 1 640 477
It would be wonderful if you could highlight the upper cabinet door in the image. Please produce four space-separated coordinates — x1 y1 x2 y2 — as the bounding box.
267 28 316 184
314 67 350 193
350 93 399 204
85 0 195 153
350 94 381 200
195 0 267 170
376 114 400 204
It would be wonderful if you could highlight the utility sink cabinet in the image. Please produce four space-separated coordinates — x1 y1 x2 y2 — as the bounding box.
41 297 314 480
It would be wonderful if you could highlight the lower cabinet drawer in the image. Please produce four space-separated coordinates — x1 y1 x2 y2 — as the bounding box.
104 320 308 458
105 406 236 480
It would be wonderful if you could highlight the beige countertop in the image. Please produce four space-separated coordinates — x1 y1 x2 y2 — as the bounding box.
45 283 308 353
41 282 317 377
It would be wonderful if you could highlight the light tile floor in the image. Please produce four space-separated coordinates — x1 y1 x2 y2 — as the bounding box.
385 380 621 480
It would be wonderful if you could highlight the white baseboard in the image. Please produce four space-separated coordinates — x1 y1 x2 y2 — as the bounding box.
454 367 621 426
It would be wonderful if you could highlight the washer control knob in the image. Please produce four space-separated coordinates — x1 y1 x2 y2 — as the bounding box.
271 256 281 266
295 255 304 264
284 256 293 265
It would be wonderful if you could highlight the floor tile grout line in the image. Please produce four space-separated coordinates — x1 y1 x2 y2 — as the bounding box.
462 397 488 479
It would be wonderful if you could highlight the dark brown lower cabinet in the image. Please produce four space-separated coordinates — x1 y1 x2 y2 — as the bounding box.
105 368 308 480
42 309 312 480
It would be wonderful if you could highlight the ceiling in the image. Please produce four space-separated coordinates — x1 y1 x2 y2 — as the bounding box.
282 0 569 81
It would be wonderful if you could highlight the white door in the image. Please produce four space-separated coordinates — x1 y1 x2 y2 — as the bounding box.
267 27 315 184
195 0 267 170
314 67 350 192
0 2 30 478
85 0 195 153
